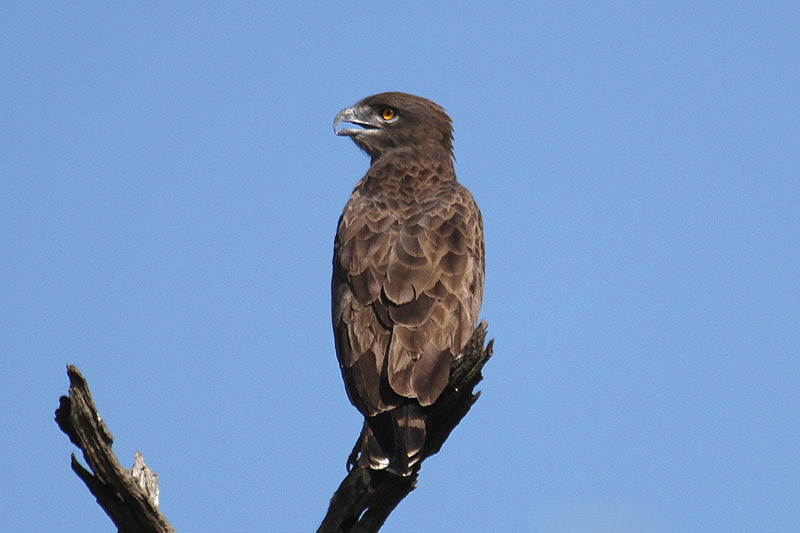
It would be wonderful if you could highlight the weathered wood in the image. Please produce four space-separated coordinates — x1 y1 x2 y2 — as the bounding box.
318 321 494 533
55 365 174 533
56 321 492 532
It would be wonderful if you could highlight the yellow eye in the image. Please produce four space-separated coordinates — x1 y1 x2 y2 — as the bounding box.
381 108 395 120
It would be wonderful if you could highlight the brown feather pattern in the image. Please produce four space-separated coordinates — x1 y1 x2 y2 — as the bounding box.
332 92 484 475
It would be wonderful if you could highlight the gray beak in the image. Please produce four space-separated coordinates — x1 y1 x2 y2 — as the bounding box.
333 106 380 137
333 107 358 136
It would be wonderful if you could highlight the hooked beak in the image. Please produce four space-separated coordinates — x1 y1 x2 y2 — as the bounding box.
333 106 381 137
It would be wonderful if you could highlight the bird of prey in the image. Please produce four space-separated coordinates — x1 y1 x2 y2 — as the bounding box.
331 92 484 476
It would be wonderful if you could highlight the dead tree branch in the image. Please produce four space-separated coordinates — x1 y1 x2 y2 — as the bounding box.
55 321 492 533
318 321 494 533
55 365 174 533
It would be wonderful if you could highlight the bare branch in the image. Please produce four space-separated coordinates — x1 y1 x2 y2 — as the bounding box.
55 322 492 532
319 321 494 533
55 365 175 533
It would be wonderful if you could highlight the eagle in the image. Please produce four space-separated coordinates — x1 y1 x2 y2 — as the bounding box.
332 92 484 476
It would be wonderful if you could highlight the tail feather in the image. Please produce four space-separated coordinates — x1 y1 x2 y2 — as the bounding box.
359 404 425 476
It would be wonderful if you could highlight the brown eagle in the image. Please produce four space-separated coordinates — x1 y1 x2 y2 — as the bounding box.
332 92 484 476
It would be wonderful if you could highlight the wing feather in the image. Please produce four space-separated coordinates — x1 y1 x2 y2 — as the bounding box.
333 159 483 416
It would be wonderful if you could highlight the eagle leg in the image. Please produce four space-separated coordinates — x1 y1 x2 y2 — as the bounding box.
346 425 366 472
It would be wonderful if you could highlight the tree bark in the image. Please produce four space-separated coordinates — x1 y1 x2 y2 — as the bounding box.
318 321 494 533
55 321 492 533
55 365 174 533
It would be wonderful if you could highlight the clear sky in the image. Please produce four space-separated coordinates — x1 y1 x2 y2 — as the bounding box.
2 2 798 532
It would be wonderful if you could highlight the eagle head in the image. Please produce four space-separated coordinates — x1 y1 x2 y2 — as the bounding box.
333 92 454 160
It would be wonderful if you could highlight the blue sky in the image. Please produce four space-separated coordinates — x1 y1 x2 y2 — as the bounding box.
2 2 799 532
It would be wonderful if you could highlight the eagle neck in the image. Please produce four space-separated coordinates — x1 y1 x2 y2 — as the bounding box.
368 146 454 174
355 147 458 212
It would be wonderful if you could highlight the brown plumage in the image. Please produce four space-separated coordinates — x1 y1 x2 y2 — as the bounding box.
332 92 484 476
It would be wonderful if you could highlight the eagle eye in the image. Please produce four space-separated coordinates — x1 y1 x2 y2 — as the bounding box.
381 108 396 121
